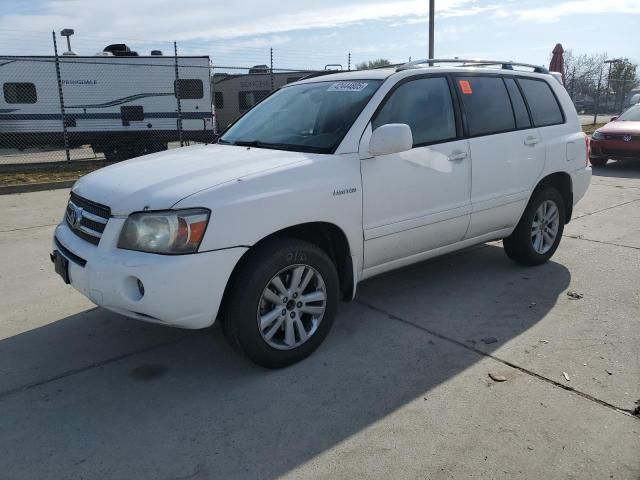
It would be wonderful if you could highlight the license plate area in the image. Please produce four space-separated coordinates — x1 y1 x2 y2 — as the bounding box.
51 250 70 284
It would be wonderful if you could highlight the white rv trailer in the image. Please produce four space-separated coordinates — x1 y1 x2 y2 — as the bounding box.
0 52 215 160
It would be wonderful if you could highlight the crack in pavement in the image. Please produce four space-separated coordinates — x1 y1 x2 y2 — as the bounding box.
571 198 640 221
355 299 639 420
0 222 58 233
566 235 640 251
0 333 195 401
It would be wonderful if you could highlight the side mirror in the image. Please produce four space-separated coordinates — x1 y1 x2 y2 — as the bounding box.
369 124 413 157
610 116 618 122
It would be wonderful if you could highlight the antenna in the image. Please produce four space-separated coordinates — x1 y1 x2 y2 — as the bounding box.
60 29 77 56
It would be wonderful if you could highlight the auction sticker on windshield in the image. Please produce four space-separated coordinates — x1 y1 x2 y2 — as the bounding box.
327 81 369 92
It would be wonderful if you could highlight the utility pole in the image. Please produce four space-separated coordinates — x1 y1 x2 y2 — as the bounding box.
428 0 435 61
348 52 351 71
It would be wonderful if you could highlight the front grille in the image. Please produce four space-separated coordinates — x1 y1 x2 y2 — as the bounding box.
65 193 111 246
603 134 639 142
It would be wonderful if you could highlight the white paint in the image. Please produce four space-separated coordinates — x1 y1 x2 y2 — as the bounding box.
52 66 592 331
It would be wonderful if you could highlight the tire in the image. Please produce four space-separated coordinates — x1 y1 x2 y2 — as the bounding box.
503 187 566 266
221 238 339 369
590 157 608 167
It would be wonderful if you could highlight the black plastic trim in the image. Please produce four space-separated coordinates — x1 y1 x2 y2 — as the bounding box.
54 237 87 267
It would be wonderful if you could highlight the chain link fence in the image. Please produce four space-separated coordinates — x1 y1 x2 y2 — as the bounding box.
0 31 353 167
566 73 640 123
3 30 638 167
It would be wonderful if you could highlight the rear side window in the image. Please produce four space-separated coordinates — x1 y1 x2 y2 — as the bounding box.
174 79 203 99
504 78 531 129
456 76 515 136
3 82 37 104
518 79 564 127
372 77 456 146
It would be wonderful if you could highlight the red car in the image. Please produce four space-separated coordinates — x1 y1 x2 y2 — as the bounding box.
590 104 640 167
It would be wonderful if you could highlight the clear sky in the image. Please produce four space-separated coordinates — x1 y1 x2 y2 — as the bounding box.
1 0 639 71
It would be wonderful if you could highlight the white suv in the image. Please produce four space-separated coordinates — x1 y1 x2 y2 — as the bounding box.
52 59 592 368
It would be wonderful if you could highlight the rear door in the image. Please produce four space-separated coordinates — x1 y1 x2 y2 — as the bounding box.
454 75 545 238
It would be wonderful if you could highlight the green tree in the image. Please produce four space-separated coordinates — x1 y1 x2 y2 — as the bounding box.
355 58 392 70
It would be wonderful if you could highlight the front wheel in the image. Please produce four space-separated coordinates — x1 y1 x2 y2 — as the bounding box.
503 187 566 266
221 238 339 368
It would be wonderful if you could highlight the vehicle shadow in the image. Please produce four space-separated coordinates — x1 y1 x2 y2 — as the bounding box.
0 244 571 480
592 159 640 179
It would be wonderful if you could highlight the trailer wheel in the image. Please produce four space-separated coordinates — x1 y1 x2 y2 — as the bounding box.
103 145 126 162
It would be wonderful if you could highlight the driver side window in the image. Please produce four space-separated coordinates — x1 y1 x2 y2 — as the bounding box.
372 77 456 147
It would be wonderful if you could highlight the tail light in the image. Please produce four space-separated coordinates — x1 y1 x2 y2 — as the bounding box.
585 134 590 166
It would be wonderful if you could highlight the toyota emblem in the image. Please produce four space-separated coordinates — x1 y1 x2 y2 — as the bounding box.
67 204 83 229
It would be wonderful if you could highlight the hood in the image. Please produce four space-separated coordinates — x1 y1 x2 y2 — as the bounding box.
73 144 309 215
597 121 640 134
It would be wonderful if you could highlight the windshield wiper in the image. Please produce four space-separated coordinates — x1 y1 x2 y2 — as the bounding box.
230 140 300 151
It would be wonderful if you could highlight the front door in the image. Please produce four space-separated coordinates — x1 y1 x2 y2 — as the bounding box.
360 76 471 271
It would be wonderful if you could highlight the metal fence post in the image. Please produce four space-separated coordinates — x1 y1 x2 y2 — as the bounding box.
592 68 603 125
348 52 351 71
270 48 274 92
174 41 184 147
52 31 71 162
619 77 628 112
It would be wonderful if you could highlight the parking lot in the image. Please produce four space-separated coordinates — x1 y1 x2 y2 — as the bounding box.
0 163 638 479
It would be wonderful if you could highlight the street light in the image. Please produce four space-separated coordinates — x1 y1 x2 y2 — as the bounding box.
603 58 622 113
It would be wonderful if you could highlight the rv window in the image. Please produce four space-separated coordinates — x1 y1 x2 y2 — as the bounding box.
3 83 37 104
174 79 203 99
121 106 144 123
214 92 224 109
239 91 270 111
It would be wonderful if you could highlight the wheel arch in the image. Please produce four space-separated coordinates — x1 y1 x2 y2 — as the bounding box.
533 172 573 223
219 222 355 321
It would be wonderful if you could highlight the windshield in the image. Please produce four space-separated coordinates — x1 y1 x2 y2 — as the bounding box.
219 80 383 153
617 105 640 121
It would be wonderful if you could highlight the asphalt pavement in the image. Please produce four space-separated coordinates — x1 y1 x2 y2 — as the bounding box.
0 161 638 479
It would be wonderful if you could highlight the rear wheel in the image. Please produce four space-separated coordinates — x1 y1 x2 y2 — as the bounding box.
221 238 339 368
503 187 566 266
590 157 608 167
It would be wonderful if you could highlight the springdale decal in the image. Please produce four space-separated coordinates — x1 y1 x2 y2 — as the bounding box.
62 79 98 85
333 187 357 197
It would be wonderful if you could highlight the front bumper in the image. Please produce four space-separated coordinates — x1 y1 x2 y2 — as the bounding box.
53 221 247 329
590 139 640 160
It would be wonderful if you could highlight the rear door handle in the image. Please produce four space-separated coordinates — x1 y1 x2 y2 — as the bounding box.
524 136 540 146
448 150 468 162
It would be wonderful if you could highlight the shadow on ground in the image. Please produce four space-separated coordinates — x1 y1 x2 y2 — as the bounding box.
592 159 640 179
0 245 571 479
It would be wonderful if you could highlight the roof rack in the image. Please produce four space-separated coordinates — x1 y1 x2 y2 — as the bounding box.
396 58 549 74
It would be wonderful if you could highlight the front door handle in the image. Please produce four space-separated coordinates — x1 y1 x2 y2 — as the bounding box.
448 150 468 162
524 136 540 146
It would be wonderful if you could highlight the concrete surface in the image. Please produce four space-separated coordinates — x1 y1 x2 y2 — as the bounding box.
0 163 639 479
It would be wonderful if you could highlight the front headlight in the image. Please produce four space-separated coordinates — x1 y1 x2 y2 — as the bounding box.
118 208 210 254
591 131 604 140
